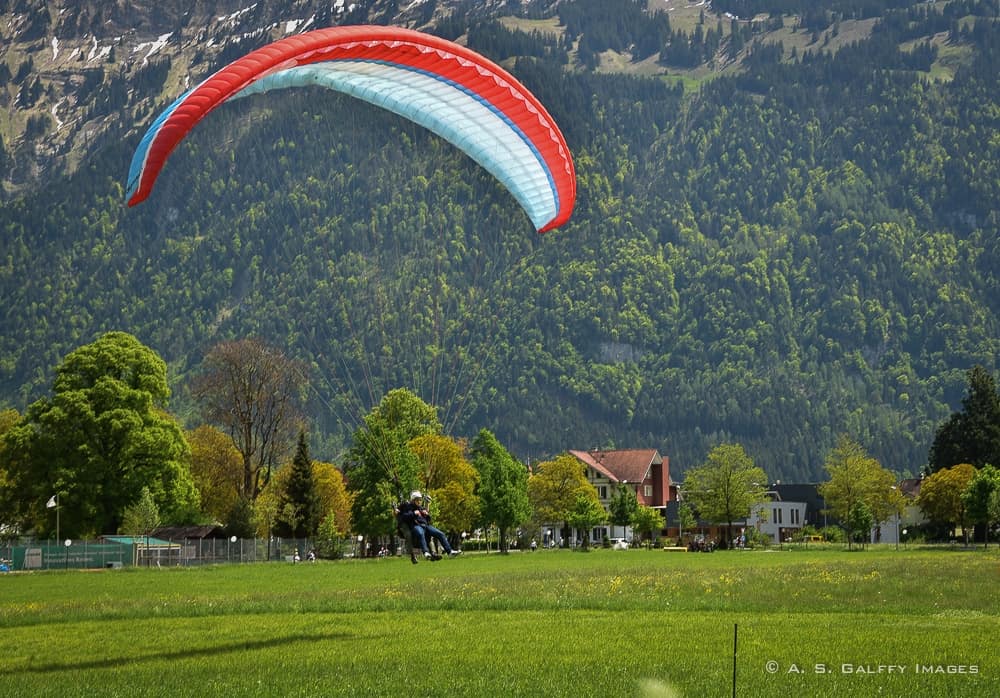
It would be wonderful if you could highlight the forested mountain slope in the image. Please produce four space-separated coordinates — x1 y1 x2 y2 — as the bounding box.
1 0 998 481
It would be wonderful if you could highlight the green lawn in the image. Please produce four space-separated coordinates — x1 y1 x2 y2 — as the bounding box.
1 547 997 696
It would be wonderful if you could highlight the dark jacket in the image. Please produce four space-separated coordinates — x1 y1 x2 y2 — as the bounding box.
397 500 430 528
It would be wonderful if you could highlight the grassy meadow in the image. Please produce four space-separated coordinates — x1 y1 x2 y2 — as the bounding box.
1 546 997 697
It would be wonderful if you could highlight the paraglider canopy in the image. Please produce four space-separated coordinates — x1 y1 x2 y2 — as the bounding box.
126 25 576 232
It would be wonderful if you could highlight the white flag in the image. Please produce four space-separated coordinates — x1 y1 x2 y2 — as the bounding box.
46 495 57 509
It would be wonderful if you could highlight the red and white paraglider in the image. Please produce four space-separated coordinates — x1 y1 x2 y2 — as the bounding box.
126 25 576 232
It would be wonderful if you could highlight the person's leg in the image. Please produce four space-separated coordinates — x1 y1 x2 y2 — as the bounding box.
425 525 459 555
405 529 419 563
410 525 431 556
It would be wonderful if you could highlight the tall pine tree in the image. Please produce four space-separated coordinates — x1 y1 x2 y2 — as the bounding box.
928 366 1000 473
280 431 321 538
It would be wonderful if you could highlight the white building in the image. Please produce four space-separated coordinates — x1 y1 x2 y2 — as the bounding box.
746 493 808 543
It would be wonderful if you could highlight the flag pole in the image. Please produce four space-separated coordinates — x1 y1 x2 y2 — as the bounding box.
47 495 59 546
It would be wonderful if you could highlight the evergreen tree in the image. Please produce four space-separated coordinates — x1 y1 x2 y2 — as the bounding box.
225 496 256 540
928 366 1000 473
281 431 321 538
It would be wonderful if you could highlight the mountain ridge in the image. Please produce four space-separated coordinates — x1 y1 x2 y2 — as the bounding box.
2 0 998 481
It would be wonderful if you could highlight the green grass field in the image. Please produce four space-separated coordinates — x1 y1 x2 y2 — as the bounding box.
1 547 997 696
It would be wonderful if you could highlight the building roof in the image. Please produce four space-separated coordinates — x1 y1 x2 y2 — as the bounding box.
152 524 227 540
569 448 662 484
772 483 823 506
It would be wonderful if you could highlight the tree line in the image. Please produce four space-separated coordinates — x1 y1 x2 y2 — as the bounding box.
2 334 996 551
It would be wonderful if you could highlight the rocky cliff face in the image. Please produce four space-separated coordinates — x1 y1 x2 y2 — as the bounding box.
0 0 518 197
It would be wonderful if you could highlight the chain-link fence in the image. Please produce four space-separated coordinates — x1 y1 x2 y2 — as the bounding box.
0 537 322 571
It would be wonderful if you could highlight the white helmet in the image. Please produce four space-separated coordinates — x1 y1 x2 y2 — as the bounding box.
410 490 423 501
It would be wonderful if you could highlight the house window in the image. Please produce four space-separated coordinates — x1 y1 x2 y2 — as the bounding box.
597 485 607 499
644 485 653 497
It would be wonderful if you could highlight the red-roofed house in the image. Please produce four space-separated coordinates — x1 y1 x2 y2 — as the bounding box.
568 449 674 544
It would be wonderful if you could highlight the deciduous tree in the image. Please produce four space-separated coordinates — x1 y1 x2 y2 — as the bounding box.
187 424 242 524
682 443 768 547
608 482 639 539
915 463 975 542
191 338 306 503
962 464 1000 549
0 332 198 537
313 460 352 536
120 486 160 536
631 504 665 548
0 408 19 528
410 433 479 540
344 388 441 540
470 428 530 553
250 495 278 543
565 492 607 550
527 453 593 546
818 436 902 550
0 408 19 435
846 501 874 548
677 501 696 542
